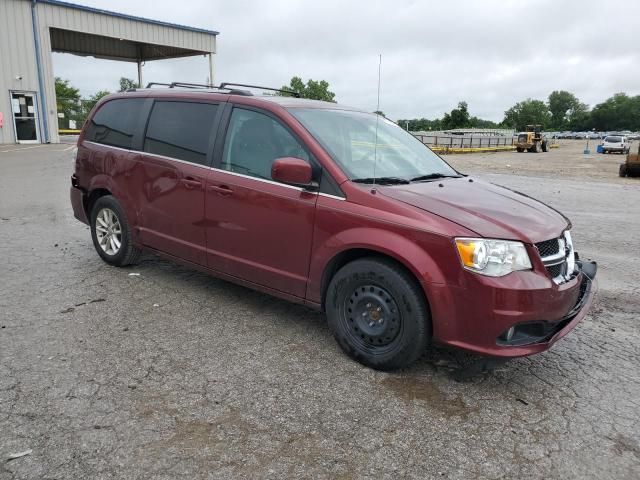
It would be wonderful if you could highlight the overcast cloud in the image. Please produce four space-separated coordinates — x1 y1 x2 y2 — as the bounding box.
53 0 640 122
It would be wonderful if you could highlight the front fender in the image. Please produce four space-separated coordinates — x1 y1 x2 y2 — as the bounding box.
307 227 449 306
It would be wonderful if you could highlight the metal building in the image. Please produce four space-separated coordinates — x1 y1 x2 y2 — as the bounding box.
0 0 218 144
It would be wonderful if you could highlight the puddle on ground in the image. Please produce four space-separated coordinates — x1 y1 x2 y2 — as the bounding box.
380 376 472 419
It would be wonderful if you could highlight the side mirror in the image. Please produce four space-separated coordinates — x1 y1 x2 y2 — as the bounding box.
271 157 317 190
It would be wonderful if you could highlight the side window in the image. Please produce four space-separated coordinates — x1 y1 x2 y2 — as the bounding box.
221 108 309 180
144 101 218 166
85 98 145 149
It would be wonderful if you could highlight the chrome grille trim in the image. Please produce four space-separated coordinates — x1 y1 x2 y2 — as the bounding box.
535 231 575 285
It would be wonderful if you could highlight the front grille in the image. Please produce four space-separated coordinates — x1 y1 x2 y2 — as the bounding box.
535 238 560 257
546 263 565 278
535 235 574 283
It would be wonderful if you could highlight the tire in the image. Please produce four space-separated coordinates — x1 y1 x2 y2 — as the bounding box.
541 141 548 152
325 257 430 370
619 164 628 177
516 147 524 152
90 195 142 267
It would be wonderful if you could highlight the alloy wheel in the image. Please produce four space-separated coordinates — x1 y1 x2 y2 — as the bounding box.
95 207 122 255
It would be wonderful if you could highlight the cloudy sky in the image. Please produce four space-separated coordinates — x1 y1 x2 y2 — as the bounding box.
53 0 640 122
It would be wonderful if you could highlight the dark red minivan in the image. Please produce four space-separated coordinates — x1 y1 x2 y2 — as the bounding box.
70 83 597 370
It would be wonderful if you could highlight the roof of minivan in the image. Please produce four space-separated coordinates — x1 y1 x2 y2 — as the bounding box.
116 89 365 112
256 95 362 111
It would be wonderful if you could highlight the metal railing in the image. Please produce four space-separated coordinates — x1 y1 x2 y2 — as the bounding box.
413 134 515 148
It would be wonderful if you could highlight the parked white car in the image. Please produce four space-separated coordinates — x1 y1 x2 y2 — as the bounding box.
602 135 630 154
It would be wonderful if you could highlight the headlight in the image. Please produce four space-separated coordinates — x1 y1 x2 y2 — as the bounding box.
455 238 532 277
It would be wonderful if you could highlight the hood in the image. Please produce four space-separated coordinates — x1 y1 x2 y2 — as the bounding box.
378 178 569 243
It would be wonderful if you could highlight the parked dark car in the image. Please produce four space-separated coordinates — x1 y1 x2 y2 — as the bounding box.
70 84 597 370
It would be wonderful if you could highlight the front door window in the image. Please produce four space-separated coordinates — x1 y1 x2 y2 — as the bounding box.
221 108 309 181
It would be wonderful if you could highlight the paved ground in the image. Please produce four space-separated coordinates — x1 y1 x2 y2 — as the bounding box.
1 141 639 479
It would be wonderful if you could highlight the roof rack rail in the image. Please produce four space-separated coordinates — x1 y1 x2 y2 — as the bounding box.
220 82 300 98
169 82 215 89
143 81 253 96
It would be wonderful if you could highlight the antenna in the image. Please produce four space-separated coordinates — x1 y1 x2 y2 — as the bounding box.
372 53 382 193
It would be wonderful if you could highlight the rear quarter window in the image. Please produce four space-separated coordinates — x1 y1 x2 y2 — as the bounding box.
84 98 145 149
143 101 219 165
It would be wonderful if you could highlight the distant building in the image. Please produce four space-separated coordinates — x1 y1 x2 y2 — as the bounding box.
0 0 218 144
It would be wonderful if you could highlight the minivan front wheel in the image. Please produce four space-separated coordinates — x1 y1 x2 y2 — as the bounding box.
326 258 430 370
90 195 142 266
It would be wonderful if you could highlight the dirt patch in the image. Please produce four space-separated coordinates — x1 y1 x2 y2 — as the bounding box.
446 140 638 182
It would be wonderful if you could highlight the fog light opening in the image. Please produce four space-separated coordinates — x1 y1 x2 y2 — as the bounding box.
505 326 515 342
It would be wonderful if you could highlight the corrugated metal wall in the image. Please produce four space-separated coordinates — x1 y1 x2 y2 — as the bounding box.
37 2 216 143
0 0 41 144
0 0 217 144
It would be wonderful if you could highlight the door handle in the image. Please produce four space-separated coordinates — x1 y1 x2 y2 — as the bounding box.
208 184 233 196
182 178 202 190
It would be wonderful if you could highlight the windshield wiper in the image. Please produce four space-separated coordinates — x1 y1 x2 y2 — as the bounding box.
352 176 411 185
409 173 462 182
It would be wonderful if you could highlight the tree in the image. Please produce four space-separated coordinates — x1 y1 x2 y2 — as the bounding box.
590 93 640 131
566 101 590 131
503 99 550 131
279 76 336 102
397 101 496 132
396 117 443 132
468 116 501 129
83 89 111 115
548 90 581 129
55 77 81 127
119 77 139 92
441 101 471 129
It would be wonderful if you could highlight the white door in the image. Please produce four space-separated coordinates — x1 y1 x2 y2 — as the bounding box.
11 92 40 144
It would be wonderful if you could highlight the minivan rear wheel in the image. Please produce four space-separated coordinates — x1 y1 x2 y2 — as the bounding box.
90 195 142 266
325 257 430 370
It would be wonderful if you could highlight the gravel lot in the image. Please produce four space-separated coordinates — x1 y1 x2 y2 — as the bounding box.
1 140 639 479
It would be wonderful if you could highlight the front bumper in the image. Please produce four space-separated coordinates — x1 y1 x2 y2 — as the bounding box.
425 260 598 358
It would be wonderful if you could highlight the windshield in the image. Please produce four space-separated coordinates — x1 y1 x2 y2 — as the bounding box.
289 108 458 181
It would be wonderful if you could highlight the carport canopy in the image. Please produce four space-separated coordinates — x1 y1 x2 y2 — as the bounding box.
50 27 211 63
21 0 219 143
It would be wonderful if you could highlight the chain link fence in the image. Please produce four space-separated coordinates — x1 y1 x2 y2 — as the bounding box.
56 98 100 133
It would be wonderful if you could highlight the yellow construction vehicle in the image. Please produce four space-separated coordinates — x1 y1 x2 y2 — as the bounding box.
515 124 548 153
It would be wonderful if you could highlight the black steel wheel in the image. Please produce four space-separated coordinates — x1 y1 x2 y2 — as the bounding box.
326 257 430 370
344 284 402 351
